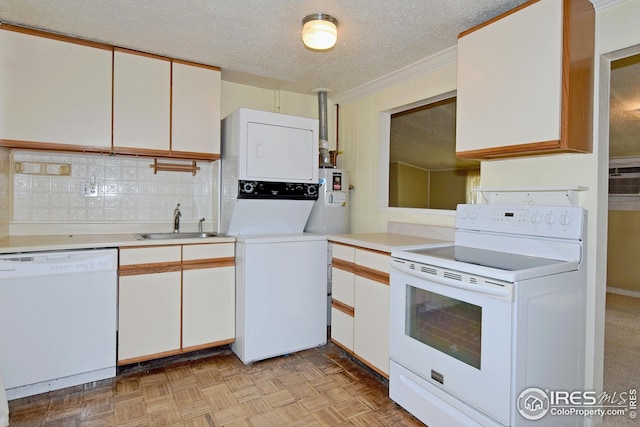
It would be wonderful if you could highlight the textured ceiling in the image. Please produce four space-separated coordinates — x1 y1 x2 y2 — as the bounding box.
0 0 529 96
609 54 640 158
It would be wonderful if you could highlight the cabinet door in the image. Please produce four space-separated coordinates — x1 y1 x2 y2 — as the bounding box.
456 0 570 157
353 275 390 376
182 266 235 349
118 271 181 362
172 61 221 157
0 28 112 149
331 306 354 352
113 48 170 152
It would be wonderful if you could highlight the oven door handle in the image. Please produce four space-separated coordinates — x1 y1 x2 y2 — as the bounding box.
391 261 512 299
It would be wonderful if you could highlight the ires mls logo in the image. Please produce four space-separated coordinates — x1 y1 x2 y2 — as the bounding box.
517 387 637 421
517 388 550 420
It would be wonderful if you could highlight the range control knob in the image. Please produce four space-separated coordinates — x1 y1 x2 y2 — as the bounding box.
545 213 556 225
559 212 571 226
530 211 542 224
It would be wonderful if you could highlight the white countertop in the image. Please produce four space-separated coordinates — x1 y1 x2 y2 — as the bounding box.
0 233 235 254
327 232 451 253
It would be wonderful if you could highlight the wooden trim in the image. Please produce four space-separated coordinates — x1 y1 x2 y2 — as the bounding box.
458 0 539 39
355 265 389 285
332 257 355 273
456 140 564 159
330 338 354 355
119 244 182 250
173 59 221 72
353 352 389 379
118 263 181 276
331 299 355 317
0 23 113 50
331 241 390 258
117 348 182 366
170 150 220 161
118 339 234 366
111 146 219 161
0 139 112 154
182 257 235 270
182 338 234 353
562 0 594 153
0 139 220 161
114 46 171 62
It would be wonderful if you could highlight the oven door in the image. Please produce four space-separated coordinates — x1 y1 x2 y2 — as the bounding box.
389 260 513 426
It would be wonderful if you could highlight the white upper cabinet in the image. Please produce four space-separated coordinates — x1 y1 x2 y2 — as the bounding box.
0 26 112 150
113 49 221 159
455 0 594 159
113 48 171 153
172 61 221 157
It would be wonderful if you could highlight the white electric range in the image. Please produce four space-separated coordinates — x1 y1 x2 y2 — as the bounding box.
389 204 587 427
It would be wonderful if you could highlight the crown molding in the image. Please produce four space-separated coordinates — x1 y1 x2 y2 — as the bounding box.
332 45 458 106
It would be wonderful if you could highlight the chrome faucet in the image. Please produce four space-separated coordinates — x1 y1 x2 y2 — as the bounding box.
173 204 181 233
198 218 205 232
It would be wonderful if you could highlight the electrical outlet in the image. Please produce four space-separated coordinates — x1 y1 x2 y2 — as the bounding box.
82 182 98 197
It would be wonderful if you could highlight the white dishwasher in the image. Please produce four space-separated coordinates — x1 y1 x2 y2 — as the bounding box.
0 248 118 400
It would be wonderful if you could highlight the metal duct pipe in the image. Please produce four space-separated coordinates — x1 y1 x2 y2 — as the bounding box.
313 88 333 168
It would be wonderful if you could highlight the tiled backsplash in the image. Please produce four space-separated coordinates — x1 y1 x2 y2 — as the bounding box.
11 151 215 232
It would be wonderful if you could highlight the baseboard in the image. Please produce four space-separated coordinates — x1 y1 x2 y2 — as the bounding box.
606 287 640 299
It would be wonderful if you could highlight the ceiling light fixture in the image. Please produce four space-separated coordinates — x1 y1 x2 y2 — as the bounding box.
302 13 338 51
626 108 640 118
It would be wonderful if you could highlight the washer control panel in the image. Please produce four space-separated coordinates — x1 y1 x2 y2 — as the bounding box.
456 204 585 239
238 180 319 200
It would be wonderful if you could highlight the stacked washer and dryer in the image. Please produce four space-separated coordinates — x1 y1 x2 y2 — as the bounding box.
220 107 347 364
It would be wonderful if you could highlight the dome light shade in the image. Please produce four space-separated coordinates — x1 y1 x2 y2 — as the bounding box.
302 14 338 50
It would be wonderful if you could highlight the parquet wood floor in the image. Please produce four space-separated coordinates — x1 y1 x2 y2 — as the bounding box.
7 342 425 426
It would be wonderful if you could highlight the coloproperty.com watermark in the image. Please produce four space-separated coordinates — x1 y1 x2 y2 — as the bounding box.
517 387 637 421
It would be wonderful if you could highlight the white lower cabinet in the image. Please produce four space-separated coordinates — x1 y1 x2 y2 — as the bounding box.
329 242 390 377
353 276 390 376
118 271 181 361
182 266 235 350
118 243 235 365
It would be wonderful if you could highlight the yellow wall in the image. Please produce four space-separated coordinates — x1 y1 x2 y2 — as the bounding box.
607 210 640 293
430 169 467 210
221 81 319 121
390 162 429 208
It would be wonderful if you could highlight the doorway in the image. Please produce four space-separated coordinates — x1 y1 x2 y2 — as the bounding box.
604 50 640 427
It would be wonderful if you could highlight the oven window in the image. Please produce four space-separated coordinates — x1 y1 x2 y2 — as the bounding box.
406 285 482 369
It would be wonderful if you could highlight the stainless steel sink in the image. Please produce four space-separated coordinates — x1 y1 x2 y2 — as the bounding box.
134 232 221 240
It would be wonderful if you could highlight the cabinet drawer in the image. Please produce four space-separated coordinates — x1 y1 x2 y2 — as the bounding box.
355 249 389 273
119 245 181 266
332 243 355 263
331 307 354 352
183 243 234 261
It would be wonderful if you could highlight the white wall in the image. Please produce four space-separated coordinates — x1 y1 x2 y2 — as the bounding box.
333 2 640 424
